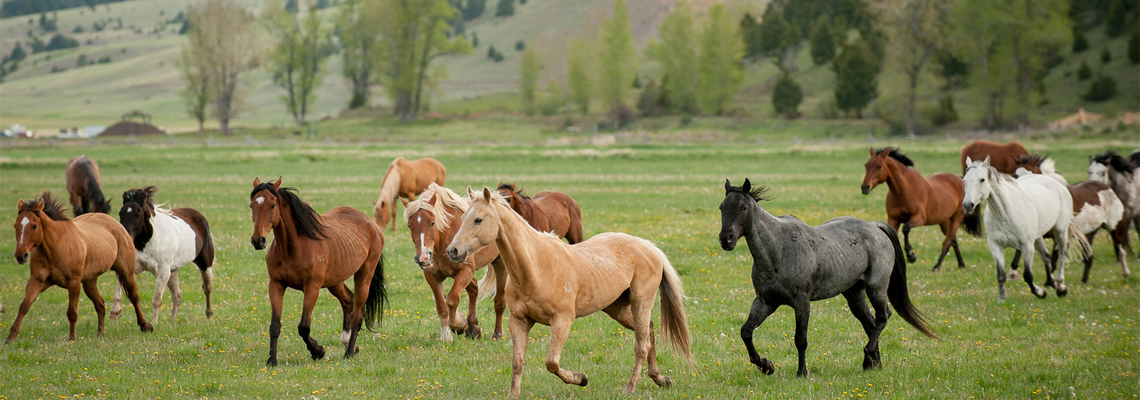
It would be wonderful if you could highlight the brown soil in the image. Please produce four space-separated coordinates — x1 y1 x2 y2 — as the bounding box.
101 121 165 136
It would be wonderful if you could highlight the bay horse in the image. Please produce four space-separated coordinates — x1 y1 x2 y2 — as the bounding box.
719 179 936 378
251 178 388 366
960 140 1028 175
496 182 584 244
1015 154 1129 282
109 186 216 324
1089 150 1140 260
861 147 982 271
446 187 691 397
963 157 1092 301
372 157 446 232
401 183 507 341
65 155 111 215
8 191 152 343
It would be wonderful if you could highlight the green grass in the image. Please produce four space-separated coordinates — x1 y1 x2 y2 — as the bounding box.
0 136 1136 399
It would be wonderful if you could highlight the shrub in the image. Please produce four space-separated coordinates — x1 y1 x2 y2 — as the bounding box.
1130 31 1140 64
515 40 524 51
1077 61 1092 80
1082 75 1117 101
1101 47 1112 64
495 0 514 17
1072 30 1089 53
637 79 661 116
928 94 959 127
771 72 803 119
608 104 634 129
817 98 839 119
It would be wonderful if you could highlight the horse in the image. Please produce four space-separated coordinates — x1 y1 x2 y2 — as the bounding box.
1089 150 1140 259
402 183 507 341
65 155 111 216
496 183 584 244
108 186 216 325
1015 154 1129 282
718 179 936 378
8 191 152 343
861 147 982 271
960 140 1028 175
372 157 446 232
251 177 388 366
446 187 691 397
963 157 1092 301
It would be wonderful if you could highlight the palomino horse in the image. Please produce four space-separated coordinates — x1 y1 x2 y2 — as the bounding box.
250 178 388 366
963 157 1092 301
446 187 691 397
1089 150 1140 259
65 155 111 215
959 140 1028 175
719 179 936 377
861 147 981 271
496 182 584 244
402 183 507 341
373 157 446 231
110 186 216 324
8 192 151 343
1015 154 1129 282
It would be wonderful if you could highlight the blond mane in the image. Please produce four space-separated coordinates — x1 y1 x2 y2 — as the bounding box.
467 187 561 240
153 203 175 217
375 157 405 207
403 183 468 232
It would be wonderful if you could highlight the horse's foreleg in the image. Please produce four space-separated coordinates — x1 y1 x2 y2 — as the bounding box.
266 280 285 367
491 258 508 340
544 316 588 388
66 281 82 341
741 297 776 375
988 242 1009 302
6 278 46 344
199 267 214 319
1009 250 1021 280
842 288 881 370
298 283 325 360
150 268 171 324
109 279 124 320
82 279 106 336
423 270 452 342
793 301 811 377
463 272 482 339
507 315 535 399
445 268 474 336
603 300 671 388
167 271 183 320
902 224 917 264
1023 241 1047 299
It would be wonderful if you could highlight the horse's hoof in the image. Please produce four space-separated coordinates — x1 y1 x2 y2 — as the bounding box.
140 323 153 333
757 358 775 375
3 339 12 345
931 266 941 272
266 358 278 367
492 330 503 340
660 376 673 388
466 325 483 339
578 374 588 387
1009 270 1019 280
1033 288 1048 299
311 346 326 360
906 252 917 264
109 310 122 320
1056 285 1068 297
206 309 214 319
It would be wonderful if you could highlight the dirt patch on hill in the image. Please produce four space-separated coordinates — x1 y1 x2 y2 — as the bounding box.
101 121 166 136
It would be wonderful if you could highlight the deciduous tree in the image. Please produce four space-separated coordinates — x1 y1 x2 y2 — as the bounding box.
649 0 698 114
697 4 744 115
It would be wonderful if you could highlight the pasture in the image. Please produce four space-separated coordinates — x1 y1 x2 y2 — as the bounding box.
0 137 1135 399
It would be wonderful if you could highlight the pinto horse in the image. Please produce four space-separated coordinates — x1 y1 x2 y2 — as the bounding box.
496 183 584 244
373 157 446 232
402 183 507 341
8 191 151 343
719 179 936 378
447 187 692 397
250 178 388 366
861 147 981 271
65 155 111 215
960 140 1029 175
110 186 216 324
1089 150 1140 259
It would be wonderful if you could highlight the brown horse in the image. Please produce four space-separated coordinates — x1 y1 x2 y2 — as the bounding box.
862 147 982 271
373 157 447 231
496 183 584 244
401 183 507 341
960 140 1029 175
250 177 388 366
8 191 151 343
65 155 111 215
447 187 692 397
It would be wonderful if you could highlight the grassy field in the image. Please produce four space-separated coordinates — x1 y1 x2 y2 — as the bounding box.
0 135 1136 399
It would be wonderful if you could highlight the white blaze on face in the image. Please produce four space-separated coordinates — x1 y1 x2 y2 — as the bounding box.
19 216 29 245
419 233 431 263
127 207 132 213
255 196 265 205
417 216 421 224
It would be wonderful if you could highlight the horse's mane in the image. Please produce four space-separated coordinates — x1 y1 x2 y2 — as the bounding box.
1093 150 1136 174
403 183 468 232
376 158 404 205
875 147 915 168
727 183 773 202
123 186 158 216
20 191 70 221
497 182 531 200
251 182 328 240
470 188 560 239
1017 153 1046 169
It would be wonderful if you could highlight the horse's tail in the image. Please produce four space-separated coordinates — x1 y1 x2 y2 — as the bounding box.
1066 220 1094 262
194 214 215 271
878 223 938 339
651 243 693 365
79 159 108 214
960 206 984 238
363 254 389 331
476 259 501 303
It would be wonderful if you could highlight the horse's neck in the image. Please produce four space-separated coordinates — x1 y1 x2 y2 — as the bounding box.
984 178 1027 224
271 201 300 253
37 216 74 261
884 159 922 200
378 165 402 202
437 209 463 251
493 203 545 286
512 195 535 217
744 205 781 271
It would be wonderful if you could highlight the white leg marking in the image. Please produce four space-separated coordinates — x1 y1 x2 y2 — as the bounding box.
341 330 351 345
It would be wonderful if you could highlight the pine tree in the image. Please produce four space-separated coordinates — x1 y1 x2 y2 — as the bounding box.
697 4 744 115
1129 31 1140 64
495 0 514 17
833 41 879 119
771 72 803 119
809 16 835 66
598 0 636 108
740 13 763 58
1072 29 1089 53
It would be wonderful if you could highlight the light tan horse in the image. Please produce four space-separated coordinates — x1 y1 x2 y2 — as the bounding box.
373 157 446 231
446 187 692 397
402 183 507 341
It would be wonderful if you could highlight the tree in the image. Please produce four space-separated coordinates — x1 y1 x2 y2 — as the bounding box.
336 0 381 109
567 39 592 114
771 72 803 118
1101 47 1112 63
265 0 330 125
462 0 485 20
1130 31 1140 64
1077 60 1091 80
519 48 540 115
376 0 473 122
878 0 948 134
638 78 660 116
740 13 763 58
833 41 879 119
697 3 744 115
649 0 698 114
7 42 26 63
495 0 514 17
1105 0 1134 38
598 0 636 109
176 45 211 134
186 0 261 135
1082 74 1117 101
809 15 835 65
759 4 800 71
1072 29 1089 53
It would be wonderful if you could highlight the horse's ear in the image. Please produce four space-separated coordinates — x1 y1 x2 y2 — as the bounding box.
724 179 732 193
982 156 991 166
965 156 973 165
482 186 493 203
869 147 875 155
400 198 410 207
17 199 24 210
467 186 476 199
253 177 261 187
1088 155 1094 163
31 199 43 212
272 177 283 191
742 178 752 194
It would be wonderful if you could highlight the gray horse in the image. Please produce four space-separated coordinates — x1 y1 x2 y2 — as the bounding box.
718 179 936 377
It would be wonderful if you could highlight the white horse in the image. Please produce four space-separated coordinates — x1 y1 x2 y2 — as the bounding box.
963 156 1091 301
1089 150 1140 259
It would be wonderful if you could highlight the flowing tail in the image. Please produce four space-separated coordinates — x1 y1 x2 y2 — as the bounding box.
1066 220 1094 262
363 254 389 331
878 223 938 339
476 258 503 303
961 207 984 238
651 243 693 365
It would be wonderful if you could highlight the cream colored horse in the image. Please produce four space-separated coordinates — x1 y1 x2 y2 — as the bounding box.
446 187 692 397
372 157 446 231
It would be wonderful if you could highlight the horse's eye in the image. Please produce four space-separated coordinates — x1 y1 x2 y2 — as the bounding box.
270 204 276 209
430 221 435 227
474 218 483 224
980 178 985 183
31 225 37 230
740 205 747 212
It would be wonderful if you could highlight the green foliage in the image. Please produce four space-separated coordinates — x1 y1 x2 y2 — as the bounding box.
537 81 563 116
935 50 970 89
1077 60 1092 80
461 0 485 20
38 12 57 32
650 0 698 114
336 0 380 109
41 33 79 52
76 54 87 67
1105 0 1134 37
567 39 592 114
1101 47 1112 63
1072 29 1089 53
1130 31 1140 64
1083 74 1117 101
740 13 763 58
598 0 636 108
927 94 959 126
265 0 332 125
638 78 661 116
495 0 514 17
471 32 478 47
487 45 503 62
759 8 795 56
515 40 525 51
832 41 879 119
5 43 27 64
519 48 540 116
771 72 803 119
809 15 835 66
697 4 743 115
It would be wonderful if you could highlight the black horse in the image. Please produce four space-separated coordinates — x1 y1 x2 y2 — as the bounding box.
718 179 937 377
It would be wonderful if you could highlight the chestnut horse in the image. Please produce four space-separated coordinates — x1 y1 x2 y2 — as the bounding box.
65 155 111 215
402 183 507 341
447 187 692 397
496 183 584 244
861 147 982 271
373 157 446 231
960 140 1028 175
8 191 151 343
250 178 388 366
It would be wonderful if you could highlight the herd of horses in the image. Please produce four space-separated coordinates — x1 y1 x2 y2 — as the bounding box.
5 141 1139 397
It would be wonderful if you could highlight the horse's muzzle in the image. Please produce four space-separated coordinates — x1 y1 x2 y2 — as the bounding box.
415 252 433 269
251 236 267 250
446 247 466 263
962 202 977 215
861 185 871 195
14 252 28 264
719 233 737 251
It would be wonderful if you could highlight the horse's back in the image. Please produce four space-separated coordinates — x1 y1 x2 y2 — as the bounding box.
925 172 965 216
171 208 213 266
808 217 894 299
323 206 384 251
961 141 1027 174
1016 174 1073 233
406 158 447 188
74 213 131 275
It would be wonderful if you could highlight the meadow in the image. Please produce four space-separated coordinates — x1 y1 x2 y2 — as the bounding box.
0 136 1136 399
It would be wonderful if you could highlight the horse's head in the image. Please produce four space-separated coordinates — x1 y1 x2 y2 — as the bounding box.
719 179 770 251
496 182 520 209
962 156 993 214
118 186 157 240
373 199 393 230
447 186 501 263
861 147 890 195
250 177 284 250
406 194 441 269
13 192 67 264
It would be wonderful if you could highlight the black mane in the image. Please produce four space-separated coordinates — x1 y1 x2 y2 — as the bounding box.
252 182 328 240
1093 150 1136 174
875 147 915 168
497 182 531 200
728 183 774 202
122 186 157 213
19 191 70 221
1017 153 1048 167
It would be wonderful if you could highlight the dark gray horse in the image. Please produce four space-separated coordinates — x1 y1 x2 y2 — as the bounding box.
718 179 937 377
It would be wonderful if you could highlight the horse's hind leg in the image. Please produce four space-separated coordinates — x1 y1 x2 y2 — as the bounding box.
792 301 812 377
863 283 893 369
988 241 1010 302
199 267 214 319
545 315 589 388
82 279 106 336
298 283 326 360
491 258 508 340
842 287 881 370
328 283 354 349
109 280 124 320
604 299 671 388
113 260 153 332
933 223 956 271
902 224 918 264
1022 241 1047 299
1081 231 1098 283
1009 250 1021 280
167 271 183 320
